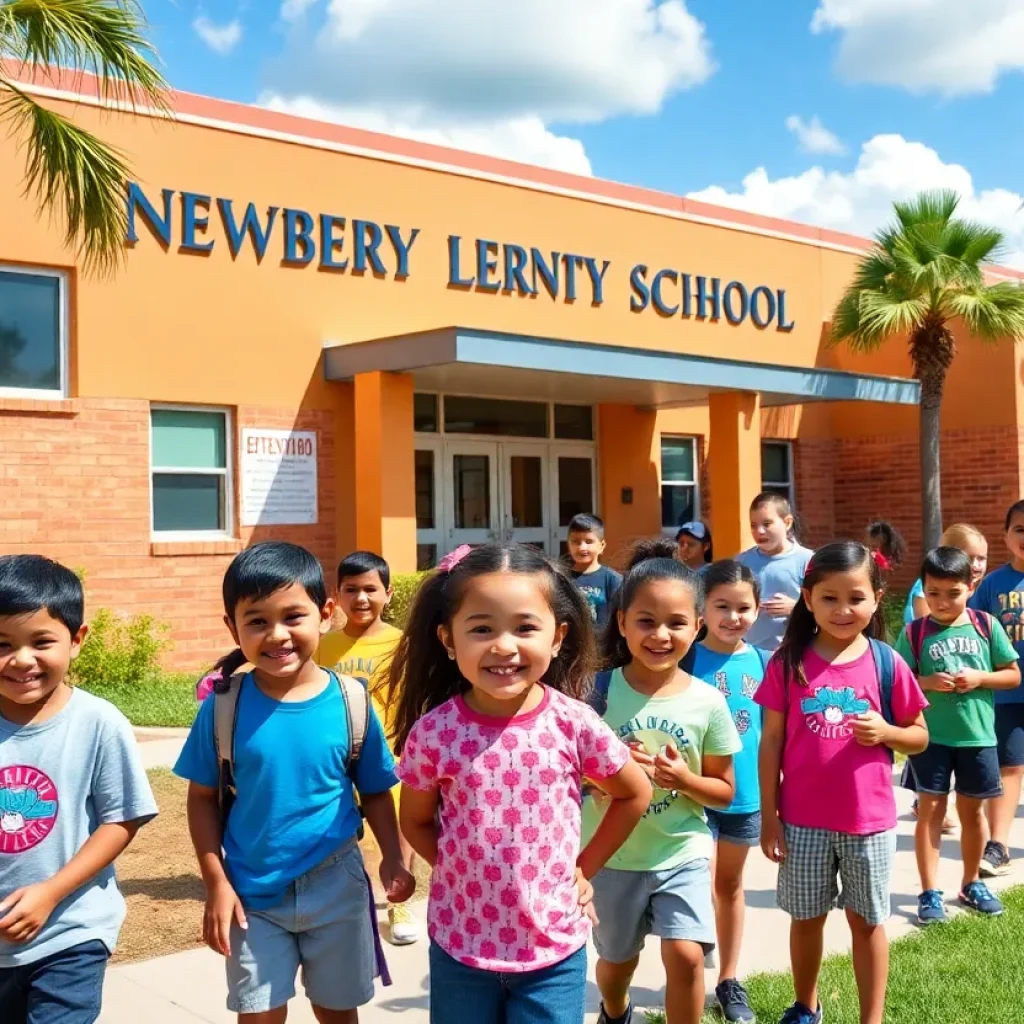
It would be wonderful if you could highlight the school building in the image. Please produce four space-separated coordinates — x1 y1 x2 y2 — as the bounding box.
2 70 1023 667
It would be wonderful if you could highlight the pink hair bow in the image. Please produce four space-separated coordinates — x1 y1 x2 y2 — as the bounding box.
437 544 473 573
872 550 892 572
196 670 222 703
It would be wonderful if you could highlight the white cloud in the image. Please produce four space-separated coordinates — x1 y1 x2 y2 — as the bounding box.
263 0 713 172
689 133 1024 268
259 94 593 175
193 16 242 55
280 0 318 20
811 0 1024 95
785 115 846 155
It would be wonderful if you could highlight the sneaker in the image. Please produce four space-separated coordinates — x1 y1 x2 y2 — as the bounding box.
917 889 947 926
597 1003 633 1024
980 840 1012 878
959 880 1004 916
778 1002 822 1024
387 903 420 945
716 978 756 1022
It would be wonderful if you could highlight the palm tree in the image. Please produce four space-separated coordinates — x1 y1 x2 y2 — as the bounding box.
0 0 166 274
830 190 1024 552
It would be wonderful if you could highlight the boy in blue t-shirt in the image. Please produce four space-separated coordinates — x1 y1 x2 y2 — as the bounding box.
0 556 157 1024
175 542 414 1022
970 500 1024 878
567 513 622 629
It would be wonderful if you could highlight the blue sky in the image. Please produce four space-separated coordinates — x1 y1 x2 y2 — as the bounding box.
143 0 1024 264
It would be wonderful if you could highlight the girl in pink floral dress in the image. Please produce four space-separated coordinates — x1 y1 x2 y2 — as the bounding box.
387 544 651 1024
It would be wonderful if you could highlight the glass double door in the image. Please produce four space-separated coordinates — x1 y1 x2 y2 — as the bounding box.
436 440 595 559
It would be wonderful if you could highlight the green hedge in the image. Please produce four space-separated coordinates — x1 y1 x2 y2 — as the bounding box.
384 571 429 630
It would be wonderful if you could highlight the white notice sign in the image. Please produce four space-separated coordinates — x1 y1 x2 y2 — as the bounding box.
241 429 318 526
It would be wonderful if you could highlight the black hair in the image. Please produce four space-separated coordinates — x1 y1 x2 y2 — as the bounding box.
387 544 595 753
921 546 972 586
601 541 704 669
337 550 391 589
702 559 760 606
568 513 605 539
675 522 714 562
0 554 84 637
778 540 885 686
1005 500 1024 531
209 542 328 681
866 521 907 569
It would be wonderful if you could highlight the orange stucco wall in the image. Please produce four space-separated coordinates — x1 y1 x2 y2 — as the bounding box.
2 84 1022 664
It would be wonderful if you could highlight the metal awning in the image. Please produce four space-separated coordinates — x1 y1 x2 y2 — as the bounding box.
322 328 919 409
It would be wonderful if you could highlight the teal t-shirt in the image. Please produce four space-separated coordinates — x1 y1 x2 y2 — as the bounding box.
895 616 1017 747
582 669 741 871
689 644 765 814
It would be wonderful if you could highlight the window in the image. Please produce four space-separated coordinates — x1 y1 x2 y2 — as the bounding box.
443 395 548 438
151 408 232 535
761 440 794 506
414 393 438 433
553 404 593 441
660 436 698 530
0 267 65 396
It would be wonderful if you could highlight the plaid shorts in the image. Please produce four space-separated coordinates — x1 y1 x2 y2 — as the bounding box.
778 824 896 926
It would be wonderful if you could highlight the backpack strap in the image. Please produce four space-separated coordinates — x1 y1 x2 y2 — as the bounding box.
337 674 370 782
967 608 994 648
908 616 931 665
588 670 614 718
213 672 246 826
869 638 896 763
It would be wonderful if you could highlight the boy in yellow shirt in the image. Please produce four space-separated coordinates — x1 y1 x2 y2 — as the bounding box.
317 551 419 945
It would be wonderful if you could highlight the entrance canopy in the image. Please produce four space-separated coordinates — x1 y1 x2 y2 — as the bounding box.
322 327 920 408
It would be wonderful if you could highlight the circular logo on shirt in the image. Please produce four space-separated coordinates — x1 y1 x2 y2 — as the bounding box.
0 765 59 854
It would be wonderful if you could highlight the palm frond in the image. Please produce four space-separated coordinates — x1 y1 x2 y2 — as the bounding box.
828 290 865 347
1 82 130 275
946 283 1024 343
3 0 166 110
944 220 1005 267
892 189 959 232
855 290 930 346
850 248 895 293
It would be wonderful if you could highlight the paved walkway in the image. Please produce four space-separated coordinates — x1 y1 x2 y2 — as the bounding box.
107 733 1024 1022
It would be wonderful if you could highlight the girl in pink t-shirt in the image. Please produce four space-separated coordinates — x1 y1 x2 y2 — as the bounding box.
756 541 928 1024
387 544 651 1024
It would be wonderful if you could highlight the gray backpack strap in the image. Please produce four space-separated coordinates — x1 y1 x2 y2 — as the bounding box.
338 674 370 779
213 672 246 822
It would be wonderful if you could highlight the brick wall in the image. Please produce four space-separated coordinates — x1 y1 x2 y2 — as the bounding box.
0 398 341 668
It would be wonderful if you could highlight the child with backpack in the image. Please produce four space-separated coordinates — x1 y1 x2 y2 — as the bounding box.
683 560 768 1024
175 542 415 1022
757 542 927 1024
896 547 1020 924
388 543 650 1024
587 545 741 1024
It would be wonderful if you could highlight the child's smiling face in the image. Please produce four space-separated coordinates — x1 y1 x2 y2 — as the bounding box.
703 581 758 648
0 608 85 718
337 570 392 632
618 579 701 674
802 565 879 643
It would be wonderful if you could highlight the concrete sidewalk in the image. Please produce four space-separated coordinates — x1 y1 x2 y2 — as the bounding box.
102 762 1024 1023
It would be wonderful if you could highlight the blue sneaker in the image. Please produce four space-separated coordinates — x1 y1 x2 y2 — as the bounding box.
917 889 947 925
779 1002 822 1024
960 880 1003 916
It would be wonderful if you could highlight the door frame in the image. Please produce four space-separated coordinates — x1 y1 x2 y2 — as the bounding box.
548 443 598 554
442 439 501 549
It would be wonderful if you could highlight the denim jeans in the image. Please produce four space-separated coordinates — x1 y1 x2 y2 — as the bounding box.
429 942 586 1024
0 939 109 1024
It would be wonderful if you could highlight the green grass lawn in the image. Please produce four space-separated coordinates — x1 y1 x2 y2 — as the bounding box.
79 672 198 727
644 886 1024 1023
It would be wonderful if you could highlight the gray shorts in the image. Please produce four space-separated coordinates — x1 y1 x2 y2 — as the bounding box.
591 857 714 964
227 838 376 1013
778 824 895 927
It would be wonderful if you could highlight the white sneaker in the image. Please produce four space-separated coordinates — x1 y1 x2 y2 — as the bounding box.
388 904 420 945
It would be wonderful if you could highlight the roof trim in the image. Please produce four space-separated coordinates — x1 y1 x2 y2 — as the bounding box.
323 328 921 406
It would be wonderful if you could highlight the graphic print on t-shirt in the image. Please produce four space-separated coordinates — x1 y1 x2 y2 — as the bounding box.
613 711 692 817
0 765 58 854
799 686 870 738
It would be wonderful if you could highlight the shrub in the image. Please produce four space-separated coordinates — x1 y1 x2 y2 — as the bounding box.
70 608 171 692
384 571 429 630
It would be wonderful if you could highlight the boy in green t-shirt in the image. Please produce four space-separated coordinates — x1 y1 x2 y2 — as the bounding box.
896 547 1021 925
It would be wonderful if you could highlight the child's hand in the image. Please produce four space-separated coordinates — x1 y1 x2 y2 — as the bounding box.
380 857 416 904
0 882 58 944
762 593 796 617
204 879 246 957
760 816 787 864
627 741 655 778
851 711 891 747
954 669 983 692
652 742 690 790
573 867 598 926
921 672 956 692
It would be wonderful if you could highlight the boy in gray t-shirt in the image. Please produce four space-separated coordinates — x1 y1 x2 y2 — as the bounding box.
0 556 156 1024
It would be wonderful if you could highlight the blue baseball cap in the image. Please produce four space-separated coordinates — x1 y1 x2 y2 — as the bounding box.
676 521 708 541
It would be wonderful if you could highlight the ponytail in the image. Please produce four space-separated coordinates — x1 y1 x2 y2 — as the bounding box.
196 648 247 702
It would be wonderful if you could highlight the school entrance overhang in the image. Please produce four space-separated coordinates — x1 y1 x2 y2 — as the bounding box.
322 327 920 409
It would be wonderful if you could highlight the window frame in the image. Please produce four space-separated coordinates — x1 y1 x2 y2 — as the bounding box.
659 434 700 533
149 403 236 541
761 439 795 507
0 264 69 399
